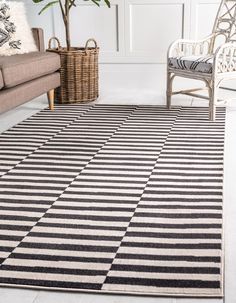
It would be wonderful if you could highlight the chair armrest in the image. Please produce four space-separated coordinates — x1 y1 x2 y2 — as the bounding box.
213 42 236 73
31 28 45 52
168 34 216 58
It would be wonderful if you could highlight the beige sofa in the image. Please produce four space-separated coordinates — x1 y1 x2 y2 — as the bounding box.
0 28 60 114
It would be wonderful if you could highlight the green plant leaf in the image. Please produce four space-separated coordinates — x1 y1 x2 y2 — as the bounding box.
38 0 59 14
89 0 100 7
69 0 76 7
32 0 45 3
103 0 110 8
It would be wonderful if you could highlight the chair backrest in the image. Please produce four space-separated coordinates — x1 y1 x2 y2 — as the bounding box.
210 0 236 51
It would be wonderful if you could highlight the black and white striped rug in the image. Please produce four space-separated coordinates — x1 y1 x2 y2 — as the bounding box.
0 105 225 297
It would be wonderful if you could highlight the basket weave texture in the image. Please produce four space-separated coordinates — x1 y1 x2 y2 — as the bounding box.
48 37 99 104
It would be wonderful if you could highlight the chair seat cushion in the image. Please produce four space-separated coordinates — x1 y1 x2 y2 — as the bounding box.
168 55 214 74
0 51 60 88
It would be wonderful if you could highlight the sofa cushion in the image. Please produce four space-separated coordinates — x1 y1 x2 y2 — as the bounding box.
0 72 60 114
0 51 60 88
168 55 214 74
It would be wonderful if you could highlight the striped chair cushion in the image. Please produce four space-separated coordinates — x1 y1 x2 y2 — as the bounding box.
168 55 214 73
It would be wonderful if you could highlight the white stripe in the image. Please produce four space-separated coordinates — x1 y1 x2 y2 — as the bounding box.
102 284 221 294
2 176 73 182
23 159 89 165
71 181 144 188
32 226 125 237
138 201 221 206
123 237 221 244
40 217 130 227
47 209 133 217
127 227 222 234
66 187 143 194
0 271 105 284
0 189 62 194
113 258 220 267
0 210 45 217
78 170 149 176
0 182 66 188
54 201 136 208
0 220 35 226
142 194 222 199
75 175 148 182
131 217 222 224
117 246 221 256
148 181 222 186
0 202 50 208
4 170 75 176
60 194 140 202
107 271 220 281
0 240 19 247
23 237 120 247
4 259 111 270
135 208 222 214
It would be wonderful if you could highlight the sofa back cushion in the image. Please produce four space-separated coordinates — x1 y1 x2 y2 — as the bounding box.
0 51 60 88
0 1 37 56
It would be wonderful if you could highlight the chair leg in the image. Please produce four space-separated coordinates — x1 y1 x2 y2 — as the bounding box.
47 89 54 111
166 72 173 109
209 81 217 121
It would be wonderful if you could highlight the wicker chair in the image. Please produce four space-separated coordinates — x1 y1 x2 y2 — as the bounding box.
167 0 236 120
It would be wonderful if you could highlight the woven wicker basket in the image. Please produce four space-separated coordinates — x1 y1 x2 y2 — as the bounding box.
48 37 99 104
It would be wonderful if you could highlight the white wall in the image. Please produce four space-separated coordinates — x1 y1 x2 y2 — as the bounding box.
25 0 236 101
26 0 221 62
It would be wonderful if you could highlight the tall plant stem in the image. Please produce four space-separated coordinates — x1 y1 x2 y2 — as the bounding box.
64 16 71 50
59 0 71 51
64 0 71 50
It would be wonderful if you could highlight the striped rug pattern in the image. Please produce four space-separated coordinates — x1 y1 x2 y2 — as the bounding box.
0 105 225 297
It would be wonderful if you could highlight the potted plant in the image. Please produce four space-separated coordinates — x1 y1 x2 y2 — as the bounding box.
32 0 111 103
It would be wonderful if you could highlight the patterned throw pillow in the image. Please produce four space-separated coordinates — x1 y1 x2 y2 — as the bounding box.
0 1 37 56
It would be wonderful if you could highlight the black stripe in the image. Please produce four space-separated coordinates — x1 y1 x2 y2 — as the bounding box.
1 265 107 276
0 215 39 221
18 242 118 253
126 231 221 239
28 232 123 242
0 206 48 212
44 213 131 222
134 213 222 219
10 253 112 263
105 276 220 289
37 222 126 231
0 234 23 241
0 225 30 231
52 206 135 212
121 242 221 249
129 222 221 229
0 278 101 290
111 264 220 274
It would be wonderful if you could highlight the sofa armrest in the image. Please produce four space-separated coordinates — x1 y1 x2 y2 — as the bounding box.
32 28 45 52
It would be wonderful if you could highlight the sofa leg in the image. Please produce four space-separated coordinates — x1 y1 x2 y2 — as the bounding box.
47 89 54 110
